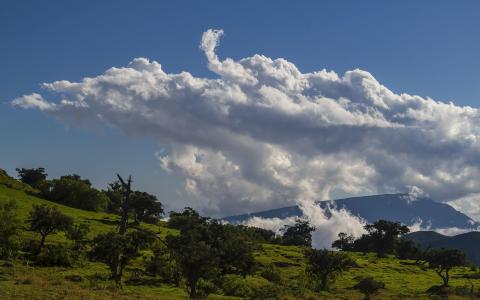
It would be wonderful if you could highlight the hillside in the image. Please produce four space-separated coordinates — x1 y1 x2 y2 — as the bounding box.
407 231 480 265
2 174 480 299
224 194 476 229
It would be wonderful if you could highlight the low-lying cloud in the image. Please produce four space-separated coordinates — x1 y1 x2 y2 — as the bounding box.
12 29 480 221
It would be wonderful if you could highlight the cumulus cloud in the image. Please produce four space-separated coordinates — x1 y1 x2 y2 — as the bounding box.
243 202 366 249
12 29 480 220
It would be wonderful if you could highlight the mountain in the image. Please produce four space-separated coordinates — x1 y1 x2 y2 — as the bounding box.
223 193 477 229
406 231 480 264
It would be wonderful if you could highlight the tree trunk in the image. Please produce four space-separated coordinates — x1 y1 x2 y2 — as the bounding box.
117 174 132 236
37 234 46 254
189 279 198 300
321 273 329 290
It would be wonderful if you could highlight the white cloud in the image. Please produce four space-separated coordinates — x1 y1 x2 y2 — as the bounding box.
11 29 480 220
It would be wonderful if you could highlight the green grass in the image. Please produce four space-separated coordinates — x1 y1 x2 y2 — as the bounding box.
1 174 480 299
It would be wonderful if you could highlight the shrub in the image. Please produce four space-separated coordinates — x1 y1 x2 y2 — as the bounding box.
35 244 74 267
260 264 282 283
145 241 181 285
221 275 278 300
47 176 109 212
0 200 20 259
354 277 385 300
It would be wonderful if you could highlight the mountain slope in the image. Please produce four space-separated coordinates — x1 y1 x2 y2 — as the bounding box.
224 193 476 229
407 231 480 264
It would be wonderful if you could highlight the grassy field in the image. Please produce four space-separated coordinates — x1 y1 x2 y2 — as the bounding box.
1 173 480 299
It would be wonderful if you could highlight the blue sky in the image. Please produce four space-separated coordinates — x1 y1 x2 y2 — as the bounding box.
2 1 480 215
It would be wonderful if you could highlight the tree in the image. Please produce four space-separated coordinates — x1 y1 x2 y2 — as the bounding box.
0 200 20 258
47 176 109 211
167 231 219 299
281 219 315 247
396 238 422 260
209 222 256 277
66 223 90 254
146 240 181 286
90 229 155 283
305 248 356 291
16 167 47 188
104 180 123 213
27 204 73 253
130 191 164 224
332 232 355 251
364 220 409 257
425 248 466 286
354 277 385 300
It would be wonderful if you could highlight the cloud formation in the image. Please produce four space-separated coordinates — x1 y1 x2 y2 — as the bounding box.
12 29 480 220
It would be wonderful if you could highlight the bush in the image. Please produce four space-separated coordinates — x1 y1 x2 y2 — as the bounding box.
0 200 20 259
145 241 181 285
47 176 109 212
260 264 282 283
354 277 385 300
221 275 278 300
35 244 74 267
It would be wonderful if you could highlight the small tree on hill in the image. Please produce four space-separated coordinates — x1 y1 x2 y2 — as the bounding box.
16 167 47 189
364 220 409 257
425 248 466 286
66 223 90 254
90 229 155 283
281 219 315 247
305 248 356 291
354 277 385 300
0 200 20 258
396 238 422 260
167 226 219 299
27 204 73 254
47 176 109 211
130 191 164 224
332 232 355 251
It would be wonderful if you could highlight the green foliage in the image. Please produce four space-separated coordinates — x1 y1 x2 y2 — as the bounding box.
396 238 422 260
16 167 47 189
332 232 355 251
27 204 73 253
280 219 315 247
364 220 410 257
354 277 385 300
166 208 258 298
167 224 220 299
90 229 155 283
145 240 181 285
260 264 281 283
35 244 75 267
0 200 20 258
67 223 91 261
221 274 278 299
425 248 466 286
130 191 164 224
209 222 257 277
305 248 356 291
46 175 110 212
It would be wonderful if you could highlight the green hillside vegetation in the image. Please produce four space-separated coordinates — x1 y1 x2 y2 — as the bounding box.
2 169 480 299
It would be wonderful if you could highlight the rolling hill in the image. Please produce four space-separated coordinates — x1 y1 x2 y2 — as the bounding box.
2 170 480 299
224 194 477 229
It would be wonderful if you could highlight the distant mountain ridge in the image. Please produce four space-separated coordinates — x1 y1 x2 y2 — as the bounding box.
223 193 477 229
406 231 480 264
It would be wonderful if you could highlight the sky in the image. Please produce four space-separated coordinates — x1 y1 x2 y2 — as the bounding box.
2 1 480 219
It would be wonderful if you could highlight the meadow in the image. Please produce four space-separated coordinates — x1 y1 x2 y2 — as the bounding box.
1 172 480 299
